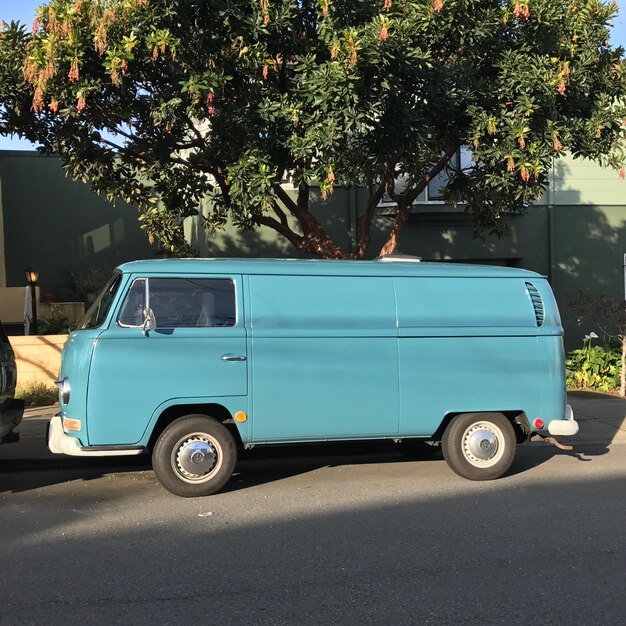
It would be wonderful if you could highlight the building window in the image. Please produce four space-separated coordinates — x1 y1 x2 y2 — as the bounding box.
378 146 473 206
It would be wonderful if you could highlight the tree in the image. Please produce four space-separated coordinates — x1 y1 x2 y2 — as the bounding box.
1 0 625 258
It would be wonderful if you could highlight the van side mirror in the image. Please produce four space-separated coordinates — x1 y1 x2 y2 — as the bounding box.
142 308 157 336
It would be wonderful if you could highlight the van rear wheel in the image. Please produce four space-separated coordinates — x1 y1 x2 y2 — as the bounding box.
152 415 237 497
442 413 516 481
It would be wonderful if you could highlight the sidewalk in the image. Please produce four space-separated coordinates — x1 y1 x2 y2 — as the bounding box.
5 392 626 462
566 391 626 445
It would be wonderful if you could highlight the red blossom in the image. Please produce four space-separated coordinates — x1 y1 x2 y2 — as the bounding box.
557 80 566 95
207 106 216 117
262 64 269 80
620 168 625 180
518 136 526 150
68 56 79 82
31 87 44 113
553 137 562 152
520 167 530 182
77 94 86 113
433 0 443 12
513 2 530 19
379 25 388 41
49 98 59 113
384 0 392 9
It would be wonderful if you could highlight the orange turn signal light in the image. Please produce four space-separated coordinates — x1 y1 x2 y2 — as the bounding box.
234 411 247 424
63 418 82 432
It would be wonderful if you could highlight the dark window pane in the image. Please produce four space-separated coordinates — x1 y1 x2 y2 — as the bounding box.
0 321 9 344
118 278 236 328
118 279 146 327
79 273 122 329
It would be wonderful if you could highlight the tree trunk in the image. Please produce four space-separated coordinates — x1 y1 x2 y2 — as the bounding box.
378 202 412 257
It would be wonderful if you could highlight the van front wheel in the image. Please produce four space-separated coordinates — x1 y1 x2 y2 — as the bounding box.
442 413 516 481
152 415 237 497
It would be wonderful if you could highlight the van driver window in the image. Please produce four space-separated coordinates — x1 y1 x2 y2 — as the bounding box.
118 278 236 328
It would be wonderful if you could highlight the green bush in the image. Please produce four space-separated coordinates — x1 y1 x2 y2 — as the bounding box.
38 316 77 335
15 382 58 407
566 334 621 392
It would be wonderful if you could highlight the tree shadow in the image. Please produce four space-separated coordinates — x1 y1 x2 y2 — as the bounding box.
0 438 609 496
1 467 625 624
0 454 152 495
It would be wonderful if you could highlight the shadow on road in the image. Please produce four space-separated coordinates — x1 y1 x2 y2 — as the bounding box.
1 465 624 624
0 437 612 496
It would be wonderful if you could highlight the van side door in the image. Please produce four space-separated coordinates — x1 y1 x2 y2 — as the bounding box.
86 275 247 446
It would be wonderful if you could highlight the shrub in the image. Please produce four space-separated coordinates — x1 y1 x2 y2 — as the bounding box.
38 316 77 335
15 381 58 407
566 334 621 392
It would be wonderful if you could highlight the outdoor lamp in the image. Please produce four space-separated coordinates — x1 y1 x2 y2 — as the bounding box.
25 267 39 285
24 266 39 335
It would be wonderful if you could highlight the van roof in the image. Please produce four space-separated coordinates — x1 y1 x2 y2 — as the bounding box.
117 258 544 279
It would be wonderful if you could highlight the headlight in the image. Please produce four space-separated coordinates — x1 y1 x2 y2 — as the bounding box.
54 377 71 405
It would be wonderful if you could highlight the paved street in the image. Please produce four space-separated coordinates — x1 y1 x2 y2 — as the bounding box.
0 401 625 625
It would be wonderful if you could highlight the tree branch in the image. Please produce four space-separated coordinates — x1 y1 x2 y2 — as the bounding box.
297 182 309 212
253 213 304 250
354 181 387 259
271 199 289 227
379 142 459 257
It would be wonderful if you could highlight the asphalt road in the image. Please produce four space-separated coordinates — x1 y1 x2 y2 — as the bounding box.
0 436 625 625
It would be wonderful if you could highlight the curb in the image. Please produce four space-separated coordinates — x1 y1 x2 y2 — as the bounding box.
23 404 58 418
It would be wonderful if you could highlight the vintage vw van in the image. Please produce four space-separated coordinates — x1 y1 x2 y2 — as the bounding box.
48 257 578 496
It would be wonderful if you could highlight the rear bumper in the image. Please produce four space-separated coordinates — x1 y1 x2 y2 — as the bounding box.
48 415 144 457
0 398 24 442
548 404 579 437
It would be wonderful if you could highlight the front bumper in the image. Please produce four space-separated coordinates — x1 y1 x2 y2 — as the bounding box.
547 404 579 437
0 398 24 442
48 415 144 457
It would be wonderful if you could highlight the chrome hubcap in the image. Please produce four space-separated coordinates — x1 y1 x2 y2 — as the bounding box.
467 428 498 460
462 422 504 468
173 434 220 482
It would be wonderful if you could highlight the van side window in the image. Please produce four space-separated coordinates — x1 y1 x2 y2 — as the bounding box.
118 278 236 328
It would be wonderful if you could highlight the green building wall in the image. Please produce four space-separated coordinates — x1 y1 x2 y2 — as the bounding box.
1 150 625 350
0 151 154 298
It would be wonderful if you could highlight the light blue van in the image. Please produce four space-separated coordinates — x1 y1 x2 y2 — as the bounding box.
48 257 578 496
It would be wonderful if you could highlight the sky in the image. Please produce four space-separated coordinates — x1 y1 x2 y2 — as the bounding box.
1 0 626 150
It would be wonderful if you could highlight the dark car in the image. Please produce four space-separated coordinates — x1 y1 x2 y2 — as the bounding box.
0 321 23 444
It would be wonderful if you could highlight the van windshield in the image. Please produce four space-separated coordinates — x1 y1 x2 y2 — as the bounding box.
78 273 122 330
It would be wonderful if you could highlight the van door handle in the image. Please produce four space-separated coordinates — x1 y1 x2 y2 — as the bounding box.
221 354 247 362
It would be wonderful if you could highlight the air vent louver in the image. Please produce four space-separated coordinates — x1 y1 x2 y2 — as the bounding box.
526 282 544 327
